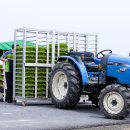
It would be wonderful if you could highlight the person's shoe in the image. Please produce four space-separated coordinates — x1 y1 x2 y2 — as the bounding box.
7 100 13 103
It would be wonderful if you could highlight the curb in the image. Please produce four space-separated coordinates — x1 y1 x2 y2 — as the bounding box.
74 124 130 130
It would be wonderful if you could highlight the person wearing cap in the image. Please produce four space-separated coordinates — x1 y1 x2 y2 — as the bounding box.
0 44 19 103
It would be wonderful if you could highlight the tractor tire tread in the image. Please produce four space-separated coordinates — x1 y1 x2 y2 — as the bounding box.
48 62 82 109
98 84 130 119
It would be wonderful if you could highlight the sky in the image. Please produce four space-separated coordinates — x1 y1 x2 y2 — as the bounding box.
0 0 130 56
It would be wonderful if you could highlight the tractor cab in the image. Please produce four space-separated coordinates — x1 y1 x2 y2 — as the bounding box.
68 51 100 84
68 50 112 84
68 51 98 70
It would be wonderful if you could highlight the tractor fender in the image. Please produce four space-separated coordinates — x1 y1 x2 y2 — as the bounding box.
58 56 88 85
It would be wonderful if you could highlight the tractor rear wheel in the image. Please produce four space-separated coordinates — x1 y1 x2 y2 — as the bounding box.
49 62 82 108
98 84 130 119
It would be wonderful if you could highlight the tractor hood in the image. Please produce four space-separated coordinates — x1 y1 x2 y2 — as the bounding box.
107 54 130 85
108 54 130 65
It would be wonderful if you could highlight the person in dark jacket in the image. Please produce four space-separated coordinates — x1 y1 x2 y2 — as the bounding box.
0 44 19 103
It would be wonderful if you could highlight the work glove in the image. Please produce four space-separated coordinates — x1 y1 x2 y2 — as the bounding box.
5 58 12 62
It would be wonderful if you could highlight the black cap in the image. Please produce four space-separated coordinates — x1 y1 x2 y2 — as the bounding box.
12 43 19 49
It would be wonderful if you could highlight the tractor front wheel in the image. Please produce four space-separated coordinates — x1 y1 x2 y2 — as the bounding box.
49 62 82 109
99 84 130 119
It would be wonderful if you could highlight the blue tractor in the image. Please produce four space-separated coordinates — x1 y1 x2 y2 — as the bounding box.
48 50 130 119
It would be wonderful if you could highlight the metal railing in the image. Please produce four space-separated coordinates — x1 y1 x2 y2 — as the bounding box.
13 28 98 103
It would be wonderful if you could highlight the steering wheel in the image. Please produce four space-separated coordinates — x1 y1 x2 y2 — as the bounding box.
96 49 112 59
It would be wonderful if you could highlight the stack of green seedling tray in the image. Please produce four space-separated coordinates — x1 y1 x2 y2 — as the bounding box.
15 43 69 98
0 65 4 89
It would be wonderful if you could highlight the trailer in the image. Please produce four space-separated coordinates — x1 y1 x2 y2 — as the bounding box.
13 28 98 105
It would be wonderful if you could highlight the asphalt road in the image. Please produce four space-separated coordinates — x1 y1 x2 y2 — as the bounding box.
0 101 130 130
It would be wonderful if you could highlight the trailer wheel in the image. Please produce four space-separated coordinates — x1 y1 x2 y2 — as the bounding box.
99 84 130 119
49 62 82 108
